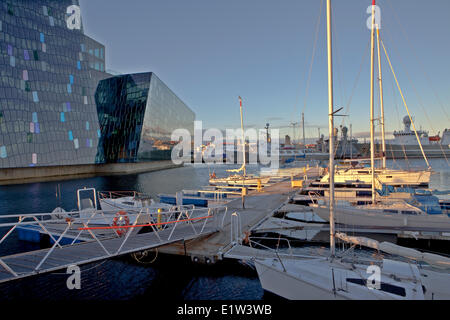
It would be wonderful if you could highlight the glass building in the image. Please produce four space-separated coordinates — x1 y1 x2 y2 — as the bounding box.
95 72 195 163
0 0 109 169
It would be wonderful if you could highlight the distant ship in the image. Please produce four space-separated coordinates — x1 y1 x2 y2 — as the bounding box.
317 126 361 159
359 116 450 159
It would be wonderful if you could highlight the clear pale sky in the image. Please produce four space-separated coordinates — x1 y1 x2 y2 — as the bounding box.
79 0 450 141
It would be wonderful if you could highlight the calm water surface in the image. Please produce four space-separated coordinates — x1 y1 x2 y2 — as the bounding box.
0 159 448 300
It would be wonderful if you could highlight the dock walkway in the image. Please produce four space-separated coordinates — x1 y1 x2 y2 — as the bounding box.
0 214 219 284
156 175 314 262
0 167 319 281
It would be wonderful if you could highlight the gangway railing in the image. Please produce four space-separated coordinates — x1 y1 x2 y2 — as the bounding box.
0 205 227 283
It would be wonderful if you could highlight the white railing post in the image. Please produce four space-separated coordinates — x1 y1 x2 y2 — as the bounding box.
0 216 23 246
35 221 72 271
115 211 142 254
0 259 18 277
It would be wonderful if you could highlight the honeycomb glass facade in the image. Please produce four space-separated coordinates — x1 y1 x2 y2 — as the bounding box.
95 72 195 163
0 0 109 169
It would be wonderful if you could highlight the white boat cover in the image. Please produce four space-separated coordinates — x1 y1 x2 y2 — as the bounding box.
336 232 450 269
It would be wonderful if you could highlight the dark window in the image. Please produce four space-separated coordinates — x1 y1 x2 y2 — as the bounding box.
7 3 14 15
401 211 417 215
346 278 406 297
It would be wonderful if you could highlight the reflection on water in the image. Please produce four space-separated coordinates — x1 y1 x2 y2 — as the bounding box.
0 159 448 300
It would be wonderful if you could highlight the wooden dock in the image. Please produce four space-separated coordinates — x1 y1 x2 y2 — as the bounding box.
0 166 319 281
156 180 299 263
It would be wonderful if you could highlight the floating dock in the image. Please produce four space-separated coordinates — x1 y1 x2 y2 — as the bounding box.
2 165 447 283
0 206 223 284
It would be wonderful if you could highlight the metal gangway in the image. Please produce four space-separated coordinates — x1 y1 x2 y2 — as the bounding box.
0 204 227 284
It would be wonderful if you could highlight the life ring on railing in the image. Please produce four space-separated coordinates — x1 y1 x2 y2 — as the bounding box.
113 211 130 237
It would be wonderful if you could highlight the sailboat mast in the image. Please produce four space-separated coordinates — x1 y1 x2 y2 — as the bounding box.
302 112 306 147
239 96 247 176
370 0 376 203
326 0 335 256
376 23 387 169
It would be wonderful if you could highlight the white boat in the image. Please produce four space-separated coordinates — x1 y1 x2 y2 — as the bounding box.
209 174 270 186
369 117 450 159
255 255 450 300
254 0 450 300
255 232 450 300
320 166 432 187
208 97 270 186
98 191 172 212
72 190 172 226
310 195 450 231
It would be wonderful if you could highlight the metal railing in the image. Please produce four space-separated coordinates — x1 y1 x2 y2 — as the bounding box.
0 205 227 279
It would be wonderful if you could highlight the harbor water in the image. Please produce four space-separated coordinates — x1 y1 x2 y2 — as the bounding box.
0 158 448 300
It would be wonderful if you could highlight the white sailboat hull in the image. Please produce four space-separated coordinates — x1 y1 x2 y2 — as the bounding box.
320 168 431 187
255 259 347 300
255 257 428 300
311 205 450 231
209 176 270 186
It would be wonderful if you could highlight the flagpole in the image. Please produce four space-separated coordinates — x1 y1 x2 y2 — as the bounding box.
239 96 246 177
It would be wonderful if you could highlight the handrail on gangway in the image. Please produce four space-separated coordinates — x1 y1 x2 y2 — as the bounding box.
0 205 228 284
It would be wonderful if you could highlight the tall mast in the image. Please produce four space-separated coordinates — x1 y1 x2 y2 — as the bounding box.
302 112 306 147
239 96 246 176
370 0 376 203
326 0 335 256
350 124 353 159
376 20 387 169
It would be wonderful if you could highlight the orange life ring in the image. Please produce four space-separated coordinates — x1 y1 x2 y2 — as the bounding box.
113 210 130 237
243 231 250 245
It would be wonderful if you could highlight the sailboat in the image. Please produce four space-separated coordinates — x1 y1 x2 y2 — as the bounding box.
254 0 450 300
311 196 450 231
311 0 449 230
209 96 271 186
319 0 433 189
255 232 450 300
319 166 431 188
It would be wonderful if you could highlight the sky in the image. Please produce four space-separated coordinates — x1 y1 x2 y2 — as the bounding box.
79 0 450 141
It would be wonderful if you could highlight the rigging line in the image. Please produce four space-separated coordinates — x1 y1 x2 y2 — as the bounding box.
300 0 324 117
389 70 410 167
343 38 371 129
385 0 450 122
382 28 435 136
382 30 449 165
380 39 430 168
292 0 323 124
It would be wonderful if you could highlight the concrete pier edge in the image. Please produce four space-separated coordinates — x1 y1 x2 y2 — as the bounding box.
0 161 182 186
